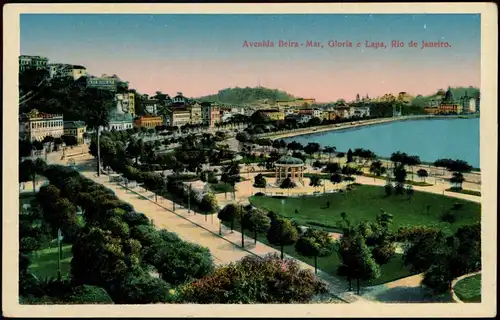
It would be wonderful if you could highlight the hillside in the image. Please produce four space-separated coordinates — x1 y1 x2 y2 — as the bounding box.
197 86 298 105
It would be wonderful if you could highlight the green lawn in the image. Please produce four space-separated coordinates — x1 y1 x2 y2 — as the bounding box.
28 243 73 280
454 274 481 302
362 173 433 187
249 184 481 234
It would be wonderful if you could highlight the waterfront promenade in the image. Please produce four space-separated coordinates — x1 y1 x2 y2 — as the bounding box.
257 114 479 140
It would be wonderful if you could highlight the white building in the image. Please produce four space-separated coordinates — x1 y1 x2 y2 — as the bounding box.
468 98 477 113
351 106 370 118
19 55 49 72
19 109 64 142
48 63 87 80
106 119 134 131
312 108 323 118
299 114 312 123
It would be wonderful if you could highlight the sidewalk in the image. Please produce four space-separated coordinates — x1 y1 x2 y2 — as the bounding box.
80 171 374 304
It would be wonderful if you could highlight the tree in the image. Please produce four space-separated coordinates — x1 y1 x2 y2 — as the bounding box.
242 208 271 245
266 218 299 260
295 228 334 274
346 149 354 163
421 261 455 294
309 175 322 191
330 173 342 190
303 142 321 156
153 242 214 285
393 164 407 194
217 203 241 233
337 232 380 294
279 177 296 195
180 253 327 304
369 160 386 179
199 192 219 215
450 172 465 190
253 173 267 191
417 169 429 182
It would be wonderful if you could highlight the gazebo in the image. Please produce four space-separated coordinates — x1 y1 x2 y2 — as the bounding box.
275 155 305 185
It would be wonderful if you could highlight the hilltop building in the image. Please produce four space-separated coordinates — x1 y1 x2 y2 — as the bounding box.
48 63 87 80
19 55 49 72
19 109 64 142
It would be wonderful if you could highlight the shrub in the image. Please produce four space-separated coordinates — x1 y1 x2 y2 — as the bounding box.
254 192 265 196
153 242 214 285
108 272 171 304
180 253 327 303
66 285 114 304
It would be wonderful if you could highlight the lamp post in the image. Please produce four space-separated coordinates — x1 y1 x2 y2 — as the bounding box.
188 184 191 214
97 126 102 177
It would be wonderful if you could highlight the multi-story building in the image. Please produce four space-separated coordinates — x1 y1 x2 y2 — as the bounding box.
143 99 159 115
201 102 221 127
48 63 87 80
167 107 191 127
115 92 136 116
133 116 164 129
63 121 87 144
19 109 64 142
351 106 370 118
322 111 339 121
19 55 49 72
189 102 203 125
438 88 462 114
439 103 463 114
259 109 285 121
312 108 323 119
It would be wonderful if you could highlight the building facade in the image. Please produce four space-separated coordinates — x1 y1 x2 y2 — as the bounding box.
19 109 64 142
168 107 191 127
19 55 49 72
48 63 87 80
63 121 87 144
201 103 221 127
133 116 164 129
259 109 285 121
190 102 203 125
115 92 136 116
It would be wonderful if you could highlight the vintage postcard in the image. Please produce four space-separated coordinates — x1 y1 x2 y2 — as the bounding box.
3 3 497 318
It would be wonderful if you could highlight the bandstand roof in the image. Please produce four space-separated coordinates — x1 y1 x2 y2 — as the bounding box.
275 155 304 166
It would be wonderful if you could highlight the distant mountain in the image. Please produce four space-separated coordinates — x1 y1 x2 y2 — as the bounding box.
196 86 298 105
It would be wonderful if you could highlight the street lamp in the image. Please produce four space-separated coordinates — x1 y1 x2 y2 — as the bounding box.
97 126 103 177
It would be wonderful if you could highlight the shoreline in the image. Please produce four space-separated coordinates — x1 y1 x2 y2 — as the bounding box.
258 114 479 140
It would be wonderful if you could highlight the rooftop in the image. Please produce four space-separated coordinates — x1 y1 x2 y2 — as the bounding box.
275 155 304 166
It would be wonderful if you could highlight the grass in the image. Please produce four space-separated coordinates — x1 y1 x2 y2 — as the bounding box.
446 188 481 197
362 173 433 187
28 242 73 280
454 274 481 302
249 184 481 235
209 182 235 194
222 218 414 287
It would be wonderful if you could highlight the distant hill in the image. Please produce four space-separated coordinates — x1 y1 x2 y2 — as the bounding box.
197 86 298 105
